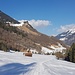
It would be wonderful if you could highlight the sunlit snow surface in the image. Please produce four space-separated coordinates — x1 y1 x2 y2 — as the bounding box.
0 50 75 75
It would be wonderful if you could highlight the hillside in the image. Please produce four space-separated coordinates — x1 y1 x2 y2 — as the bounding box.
17 21 67 51
0 11 67 53
0 21 67 53
0 22 42 52
0 10 19 24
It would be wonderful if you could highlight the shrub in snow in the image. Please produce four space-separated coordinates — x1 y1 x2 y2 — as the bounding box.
23 50 32 57
55 52 64 59
25 52 32 57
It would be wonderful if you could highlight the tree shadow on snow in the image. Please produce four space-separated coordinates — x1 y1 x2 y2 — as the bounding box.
0 62 36 75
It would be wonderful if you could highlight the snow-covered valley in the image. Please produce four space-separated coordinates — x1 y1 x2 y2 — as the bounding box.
0 51 75 75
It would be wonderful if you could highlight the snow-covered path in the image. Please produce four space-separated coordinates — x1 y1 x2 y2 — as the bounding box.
25 56 75 75
0 51 75 75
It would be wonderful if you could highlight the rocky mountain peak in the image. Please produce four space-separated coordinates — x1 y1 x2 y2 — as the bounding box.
56 29 75 46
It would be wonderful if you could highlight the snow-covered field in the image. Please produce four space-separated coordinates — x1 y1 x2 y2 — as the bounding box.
0 50 75 75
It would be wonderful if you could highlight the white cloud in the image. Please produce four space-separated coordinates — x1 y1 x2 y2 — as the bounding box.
19 19 51 28
58 24 75 32
28 19 51 27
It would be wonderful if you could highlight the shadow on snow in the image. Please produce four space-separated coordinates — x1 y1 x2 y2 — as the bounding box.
0 62 36 75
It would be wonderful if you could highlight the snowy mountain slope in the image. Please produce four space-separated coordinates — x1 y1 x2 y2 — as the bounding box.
0 51 75 75
56 30 75 46
41 43 66 54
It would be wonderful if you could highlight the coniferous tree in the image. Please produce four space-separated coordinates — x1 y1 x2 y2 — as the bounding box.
67 43 75 63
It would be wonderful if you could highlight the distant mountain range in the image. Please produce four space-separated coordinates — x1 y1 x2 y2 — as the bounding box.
56 29 75 46
0 10 67 54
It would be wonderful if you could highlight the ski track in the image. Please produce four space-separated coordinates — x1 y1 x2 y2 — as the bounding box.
24 56 75 75
0 51 75 75
25 61 75 75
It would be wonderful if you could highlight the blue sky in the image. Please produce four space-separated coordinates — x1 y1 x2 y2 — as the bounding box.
0 0 75 36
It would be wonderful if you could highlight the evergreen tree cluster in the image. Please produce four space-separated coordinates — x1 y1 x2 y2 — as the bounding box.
65 43 75 63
